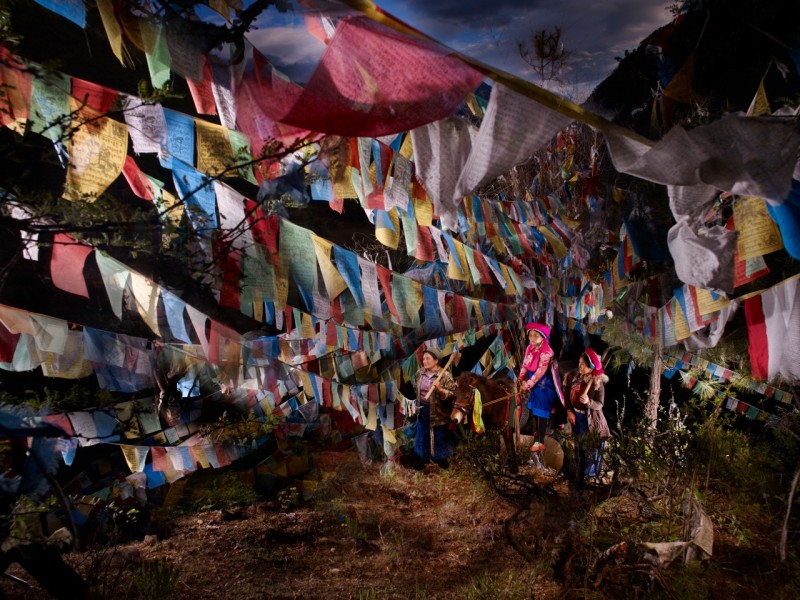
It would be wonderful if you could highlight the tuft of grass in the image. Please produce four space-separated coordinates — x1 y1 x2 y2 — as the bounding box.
461 571 534 600
129 558 180 600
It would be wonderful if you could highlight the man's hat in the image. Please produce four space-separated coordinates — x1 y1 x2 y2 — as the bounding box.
422 346 441 360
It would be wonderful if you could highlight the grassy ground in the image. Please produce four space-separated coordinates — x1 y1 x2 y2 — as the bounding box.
3 433 800 599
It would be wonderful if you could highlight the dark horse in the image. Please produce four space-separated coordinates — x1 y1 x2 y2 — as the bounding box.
450 372 523 468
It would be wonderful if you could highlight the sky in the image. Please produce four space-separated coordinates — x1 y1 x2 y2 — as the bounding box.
244 0 673 102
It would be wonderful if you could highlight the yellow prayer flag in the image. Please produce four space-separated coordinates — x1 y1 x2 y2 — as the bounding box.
208 0 238 20
490 234 506 254
301 313 315 340
298 370 315 400
695 287 730 316
446 242 470 281
399 134 414 160
734 196 783 260
65 100 128 201
366 402 378 431
748 79 770 116
663 53 702 104
408 280 423 327
196 119 235 177
499 264 518 296
413 196 433 226
538 226 568 260
119 444 149 473
312 235 348 299
673 298 691 341
97 0 133 67
465 93 484 117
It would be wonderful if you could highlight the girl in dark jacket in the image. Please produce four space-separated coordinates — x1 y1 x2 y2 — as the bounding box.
564 348 611 482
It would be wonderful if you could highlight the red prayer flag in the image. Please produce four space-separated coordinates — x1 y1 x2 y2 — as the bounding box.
239 16 483 137
744 293 769 380
51 233 93 298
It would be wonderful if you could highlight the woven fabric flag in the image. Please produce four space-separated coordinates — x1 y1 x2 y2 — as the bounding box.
123 98 167 155
142 21 171 89
195 119 235 177
172 161 218 231
29 70 70 143
121 156 156 201
129 272 161 336
51 234 93 298
96 0 131 67
71 77 118 114
411 117 475 230
332 246 364 307
215 183 252 251
455 83 572 199
744 276 800 381
311 235 347 300
33 0 86 27
734 196 783 260
358 256 383 325
278 221 317 313
95 252 130 319
30 314 68 355
605 113 800 202
121 446 150 473
244 16 483 137
160 108 196 169
65 100 128 201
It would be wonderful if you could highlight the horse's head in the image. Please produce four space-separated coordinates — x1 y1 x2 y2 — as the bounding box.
450 372 480 426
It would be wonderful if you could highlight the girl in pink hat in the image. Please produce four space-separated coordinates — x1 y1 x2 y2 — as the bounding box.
519 323 564 453
564 348 610 484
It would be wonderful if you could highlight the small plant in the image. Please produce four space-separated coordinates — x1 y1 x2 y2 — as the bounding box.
130 558 180 600
189 472 260 514
277 486 300 510
343 514 367 540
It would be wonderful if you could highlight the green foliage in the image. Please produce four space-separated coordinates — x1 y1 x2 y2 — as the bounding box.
461 570 535 600
0 384 113 412
188 471 260 513
660 561 715 600
276 485 300 511
199 409 283 445
343 513 367 541
129 558 180 600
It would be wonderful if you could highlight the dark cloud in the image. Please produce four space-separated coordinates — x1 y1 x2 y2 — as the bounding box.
398 0 539 29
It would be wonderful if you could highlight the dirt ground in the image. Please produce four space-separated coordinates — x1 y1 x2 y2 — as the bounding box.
1 444 797 600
